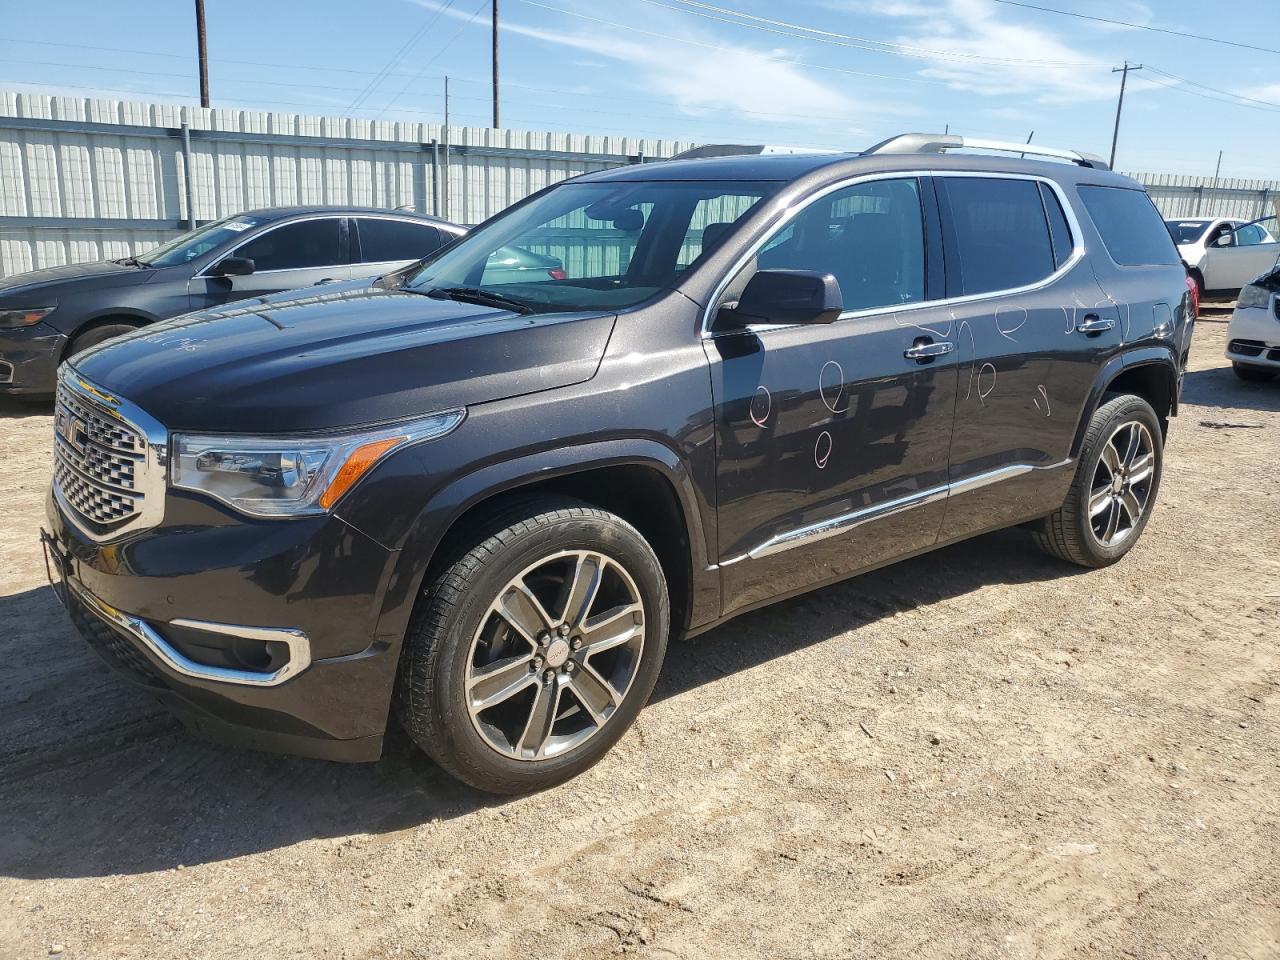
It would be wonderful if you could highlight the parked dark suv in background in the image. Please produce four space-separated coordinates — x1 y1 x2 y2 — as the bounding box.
42 133 1192 794
0 206 462 394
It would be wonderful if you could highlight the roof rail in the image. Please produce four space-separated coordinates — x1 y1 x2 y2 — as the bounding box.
863 133 1110 170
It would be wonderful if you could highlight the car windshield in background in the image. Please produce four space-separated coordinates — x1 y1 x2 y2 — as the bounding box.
407 180 780 312
1166 220 1211 244
136 215 264 267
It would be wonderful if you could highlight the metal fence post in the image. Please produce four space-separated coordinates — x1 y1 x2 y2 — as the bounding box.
430 138 440 217
180 121 196 229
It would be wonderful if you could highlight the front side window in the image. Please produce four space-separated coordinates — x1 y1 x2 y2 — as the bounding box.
751 177 926 312
1235 223 1265 246
407 180 779 313
940 177 1056 295
356 218 442 263
1078 186 1180 266
233 218 343 272
137 215 264 267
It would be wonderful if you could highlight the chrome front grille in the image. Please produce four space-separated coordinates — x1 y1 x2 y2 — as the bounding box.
52 372 166 538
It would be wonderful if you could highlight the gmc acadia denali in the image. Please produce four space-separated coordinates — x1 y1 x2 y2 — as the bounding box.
42 134 1193 794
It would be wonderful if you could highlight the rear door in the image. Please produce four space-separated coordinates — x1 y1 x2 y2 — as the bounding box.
188 216 351 309
937 174 1118 541
1201 215 1280 291
351 216 450 279
706 175 957 615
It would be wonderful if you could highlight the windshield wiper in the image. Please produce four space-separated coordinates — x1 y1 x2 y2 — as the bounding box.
112 256 147 268
424 286 534 315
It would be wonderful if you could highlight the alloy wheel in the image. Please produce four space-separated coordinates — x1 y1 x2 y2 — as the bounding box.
464 549 646 761
1088 420 1156 547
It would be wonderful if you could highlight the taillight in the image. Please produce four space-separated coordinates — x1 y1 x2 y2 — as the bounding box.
548 268 567 280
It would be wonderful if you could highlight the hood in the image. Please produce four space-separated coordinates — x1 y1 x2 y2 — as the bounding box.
0 259 152 297
70 279 617 433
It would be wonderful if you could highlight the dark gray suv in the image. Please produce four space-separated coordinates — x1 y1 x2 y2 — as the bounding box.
42 134 1193 794
0 206 462 394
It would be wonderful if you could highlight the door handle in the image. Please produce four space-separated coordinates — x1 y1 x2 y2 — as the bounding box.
904 339 954 362
1077 313 1115 334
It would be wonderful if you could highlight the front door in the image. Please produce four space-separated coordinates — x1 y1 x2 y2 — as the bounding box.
706 176 957 615
189 216 352 310
1201 215 1280 291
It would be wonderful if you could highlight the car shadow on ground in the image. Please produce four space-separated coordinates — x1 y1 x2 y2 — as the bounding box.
1181 364 1280 415
0 526 1088 881
0 396 52 419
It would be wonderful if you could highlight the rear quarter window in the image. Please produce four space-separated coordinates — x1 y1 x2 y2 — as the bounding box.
1078 185 1180 266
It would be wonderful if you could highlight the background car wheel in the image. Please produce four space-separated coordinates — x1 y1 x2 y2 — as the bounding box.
394 496 670 795
1034 394 1163 568
1232 362 1273 383
66 322 140 359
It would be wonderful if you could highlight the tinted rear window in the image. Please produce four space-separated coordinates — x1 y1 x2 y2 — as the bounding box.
940 177 1056 296
357 218 442 263
1079 186 1180 266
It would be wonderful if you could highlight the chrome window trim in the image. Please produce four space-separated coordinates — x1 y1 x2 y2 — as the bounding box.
721 459 1074 565
700 169 1086 339
54 367 168 543
67 577 311 686
195 213 349 280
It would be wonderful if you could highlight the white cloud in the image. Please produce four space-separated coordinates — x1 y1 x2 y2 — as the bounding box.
409 0 871 129
854 0 1117 103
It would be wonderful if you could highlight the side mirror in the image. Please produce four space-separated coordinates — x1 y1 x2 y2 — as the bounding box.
720 269 843 327
1213 230 1234 248
212 256 255 276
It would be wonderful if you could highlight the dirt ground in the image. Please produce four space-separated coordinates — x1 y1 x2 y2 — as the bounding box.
0 317 1276 960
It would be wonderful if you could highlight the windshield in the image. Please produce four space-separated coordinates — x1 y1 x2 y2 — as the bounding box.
137 215 265 267
406 180 781 312
1166 220 1211 244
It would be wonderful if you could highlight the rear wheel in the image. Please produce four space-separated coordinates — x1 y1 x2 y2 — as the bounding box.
1034 394 1163 568
1233 362 1274 383
394 497 669 794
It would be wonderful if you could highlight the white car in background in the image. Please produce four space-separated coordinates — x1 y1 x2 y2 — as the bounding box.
1225 265 1280 382
1168 215 1280 297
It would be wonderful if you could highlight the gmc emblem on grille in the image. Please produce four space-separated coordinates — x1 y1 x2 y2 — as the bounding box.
56 411 88 455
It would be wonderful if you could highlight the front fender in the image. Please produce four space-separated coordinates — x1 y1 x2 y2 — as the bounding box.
361 437 717 647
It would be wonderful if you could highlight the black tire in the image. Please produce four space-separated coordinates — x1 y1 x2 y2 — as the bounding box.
66 322 140 359
394 496 670 795
1233 362 1274 383
1034 394 1163 568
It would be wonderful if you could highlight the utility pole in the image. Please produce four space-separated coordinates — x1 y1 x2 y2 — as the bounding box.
194 0 210 108
443 75 451 220
1109 61 1143 168
492 0 500 128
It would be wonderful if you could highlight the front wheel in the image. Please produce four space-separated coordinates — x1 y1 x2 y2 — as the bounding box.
1034 394 1163 568
394 497 669 794
1233 362 1274 383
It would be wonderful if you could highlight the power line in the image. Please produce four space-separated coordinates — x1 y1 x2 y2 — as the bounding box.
992 1 1280 56
1144 65 1280 111
344 0 460 115
377 0 488 120
637 0 1100 66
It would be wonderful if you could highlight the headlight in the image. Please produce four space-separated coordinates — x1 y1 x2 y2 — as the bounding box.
0 306 55 329
1236 284 1272 310
170 409 465 517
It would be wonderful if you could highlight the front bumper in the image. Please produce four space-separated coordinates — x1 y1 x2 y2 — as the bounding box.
43 490 405 762
0 321 65 393
1226 302 1280 370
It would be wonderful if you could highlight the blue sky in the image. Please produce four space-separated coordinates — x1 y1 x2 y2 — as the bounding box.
2 0 1277 178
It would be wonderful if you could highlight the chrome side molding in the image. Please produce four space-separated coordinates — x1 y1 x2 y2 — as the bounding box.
724 459 1074 565
68 578 311 686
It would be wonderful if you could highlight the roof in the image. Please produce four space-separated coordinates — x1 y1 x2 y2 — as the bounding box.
578 150 1136 189
239 205 460 226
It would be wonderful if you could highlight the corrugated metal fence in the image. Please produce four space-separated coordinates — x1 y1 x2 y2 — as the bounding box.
1 91 1275 278
0 92 689 277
